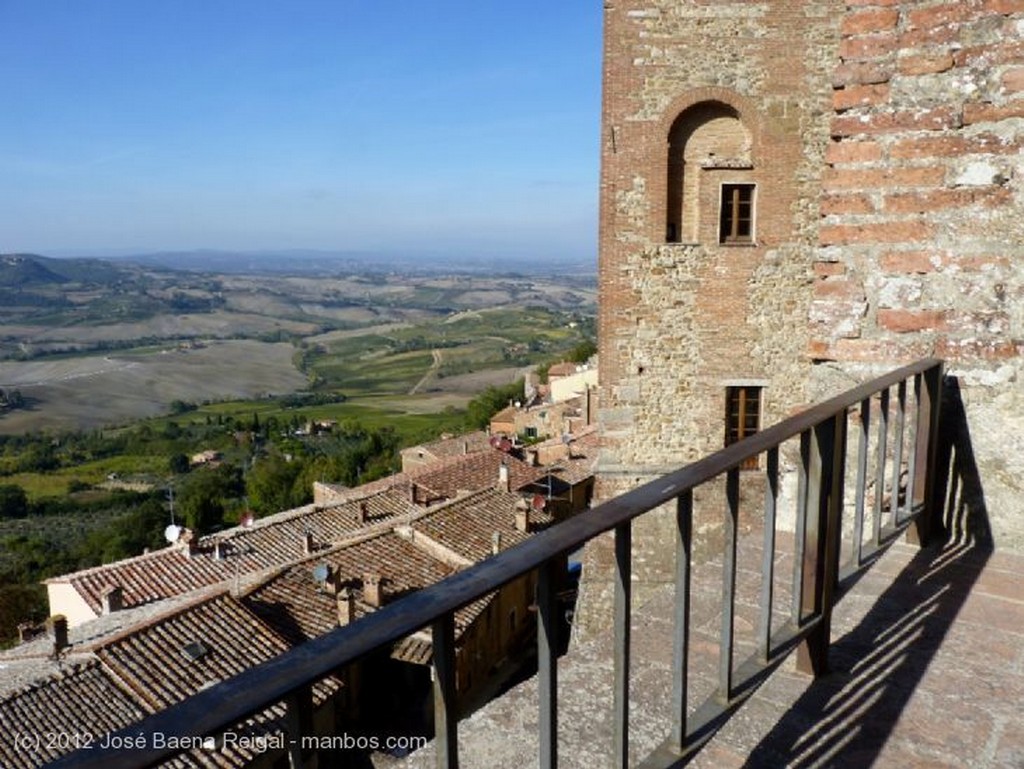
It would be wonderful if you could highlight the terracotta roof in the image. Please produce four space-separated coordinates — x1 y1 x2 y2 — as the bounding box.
94 592 341 768
402 430 492 462
243 530 458 645
46 489 415 615
96 592 295 710
411 451 545 503
0 590 338 769
490 405 517 423
0 661 147 769
547 362 579 378
244 526 497 668
410 487 554 563
550 428 600 486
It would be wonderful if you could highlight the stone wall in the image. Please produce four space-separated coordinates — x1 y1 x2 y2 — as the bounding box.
810 0 1024 548
582 0 1024 636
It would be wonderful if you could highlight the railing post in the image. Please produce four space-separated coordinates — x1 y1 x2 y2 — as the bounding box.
907 362 944 545
796 412 846 676
719 468 739 700
892 379 907 523
284 686 313 769
613 521 631 769
758 447 779 662
873 387 890 545
852 397 870 567
670 490 693 751
538 559 559 769
432 613 458 769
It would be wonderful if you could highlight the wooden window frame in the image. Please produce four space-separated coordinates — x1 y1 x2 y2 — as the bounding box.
725 385 761 470
719 183 756 244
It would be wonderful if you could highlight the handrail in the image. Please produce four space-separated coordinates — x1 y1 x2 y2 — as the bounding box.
47 358 944 769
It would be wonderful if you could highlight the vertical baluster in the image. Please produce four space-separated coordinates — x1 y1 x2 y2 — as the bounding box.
792 430 810 625
720 468 739 700
908 362 944 545
613 521 632 769
796 413 845 676
284 687 313 769
538 559 558 769
874 388 890 544
892 380 907 524
671 489 693 751
904 374 921 521
432 613 458 769
758 448 778 662
852 398 870 567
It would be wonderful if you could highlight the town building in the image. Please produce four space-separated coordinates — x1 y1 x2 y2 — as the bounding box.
587 0 1024 626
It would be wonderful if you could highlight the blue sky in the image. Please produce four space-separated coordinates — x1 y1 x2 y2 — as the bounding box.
0 1 602 263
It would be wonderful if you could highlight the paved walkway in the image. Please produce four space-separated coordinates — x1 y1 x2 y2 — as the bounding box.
386 535 1024 768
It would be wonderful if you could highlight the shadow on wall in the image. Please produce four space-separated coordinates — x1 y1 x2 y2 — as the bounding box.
744 376 994 768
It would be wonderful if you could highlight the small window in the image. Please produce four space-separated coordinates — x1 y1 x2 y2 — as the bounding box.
525 426 538 439
719 184 755 244
725 386 761 470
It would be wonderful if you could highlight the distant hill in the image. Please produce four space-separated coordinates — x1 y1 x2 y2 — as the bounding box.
114 249 596 278
0 253 130 287
0 254 68 287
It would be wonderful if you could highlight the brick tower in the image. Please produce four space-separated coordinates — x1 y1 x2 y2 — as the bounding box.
582 0 1024 633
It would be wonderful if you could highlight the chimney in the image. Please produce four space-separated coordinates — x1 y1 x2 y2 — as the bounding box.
17 622 40 644
303 530 314 555
180 529 199 558
363 572 382 608
514 501 530 533
491 531 502 556
358 502 368 524
213 541 225 561
48 615 68 656
498 462 510 492
463 440 469 455
337 588 355 626
323 565 340 596
100 585 123 615
526 449 539 467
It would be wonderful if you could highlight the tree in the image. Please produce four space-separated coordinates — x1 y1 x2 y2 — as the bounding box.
176 465 240 533
466 379 524 429
567 339 598 363
246 455 304 514
169 453 190 474
0 485 28 519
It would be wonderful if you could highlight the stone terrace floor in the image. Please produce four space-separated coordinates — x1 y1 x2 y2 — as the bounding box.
385 535 1024 768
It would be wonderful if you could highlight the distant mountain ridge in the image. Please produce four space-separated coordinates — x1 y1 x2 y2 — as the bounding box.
0 253 129 287
106 249 597 278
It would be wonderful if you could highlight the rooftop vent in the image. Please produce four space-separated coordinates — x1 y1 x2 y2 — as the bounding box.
181 640 210 662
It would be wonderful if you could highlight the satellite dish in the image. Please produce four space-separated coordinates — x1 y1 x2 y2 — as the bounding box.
164 524 182 544
312 564 330 584
531 494 546 511
240 512 255 528
561 433 572 445
489 435 502 450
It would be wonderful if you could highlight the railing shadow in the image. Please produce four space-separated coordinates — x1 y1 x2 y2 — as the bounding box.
744 377 993 768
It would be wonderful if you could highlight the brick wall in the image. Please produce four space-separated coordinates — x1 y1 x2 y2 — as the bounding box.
811 0 1024 547
583 0 842 635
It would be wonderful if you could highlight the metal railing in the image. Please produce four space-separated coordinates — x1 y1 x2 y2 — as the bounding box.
49 358 944 769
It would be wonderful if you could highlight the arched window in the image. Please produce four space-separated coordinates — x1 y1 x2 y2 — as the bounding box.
666 102 752 244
